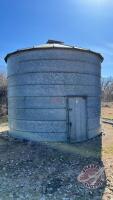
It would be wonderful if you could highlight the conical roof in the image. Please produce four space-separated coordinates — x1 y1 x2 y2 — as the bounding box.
5 40 104 62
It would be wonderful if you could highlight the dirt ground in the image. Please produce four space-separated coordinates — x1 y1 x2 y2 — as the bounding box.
0 107 113 200
101 102 113 120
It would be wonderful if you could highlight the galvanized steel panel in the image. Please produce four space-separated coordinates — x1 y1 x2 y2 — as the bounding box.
88 107 101 118
8 85 100 97
88 117 100 130
8 97 66 109
8 73 100 86
8 108 66 121
7 60 101 76
9 131 67 142
87 97 101 107
9 120 66 133
88 127 101 139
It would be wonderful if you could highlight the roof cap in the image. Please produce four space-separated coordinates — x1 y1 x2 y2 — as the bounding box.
47 39 64 44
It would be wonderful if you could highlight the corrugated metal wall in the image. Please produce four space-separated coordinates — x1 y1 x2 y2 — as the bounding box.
7 48 102 142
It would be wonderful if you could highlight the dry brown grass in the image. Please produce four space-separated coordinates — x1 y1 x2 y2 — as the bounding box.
101 102 113 119
0 116 8 133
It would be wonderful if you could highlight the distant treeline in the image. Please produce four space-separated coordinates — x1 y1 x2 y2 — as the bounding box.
0 73 7 116
101 77 113 102
0 73 113 116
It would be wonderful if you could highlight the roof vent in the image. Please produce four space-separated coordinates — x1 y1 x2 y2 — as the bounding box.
47 40 64 45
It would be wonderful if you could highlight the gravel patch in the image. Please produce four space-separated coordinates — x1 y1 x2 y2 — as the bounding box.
0 132 112 200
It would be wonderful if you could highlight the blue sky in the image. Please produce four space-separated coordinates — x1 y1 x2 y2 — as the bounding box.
0 0 113 77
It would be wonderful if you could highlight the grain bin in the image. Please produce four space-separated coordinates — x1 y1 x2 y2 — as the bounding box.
5 40 103 142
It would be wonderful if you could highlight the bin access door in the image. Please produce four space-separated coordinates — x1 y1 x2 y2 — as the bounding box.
68 97 87 142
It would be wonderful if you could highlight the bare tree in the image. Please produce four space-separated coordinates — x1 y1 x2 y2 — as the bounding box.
101 77 113 102
0 72 7 116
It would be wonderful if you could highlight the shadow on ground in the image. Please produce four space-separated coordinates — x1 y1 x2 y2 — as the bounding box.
0 131 106 200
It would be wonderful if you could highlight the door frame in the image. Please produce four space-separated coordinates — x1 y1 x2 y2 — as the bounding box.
66 95 88 142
